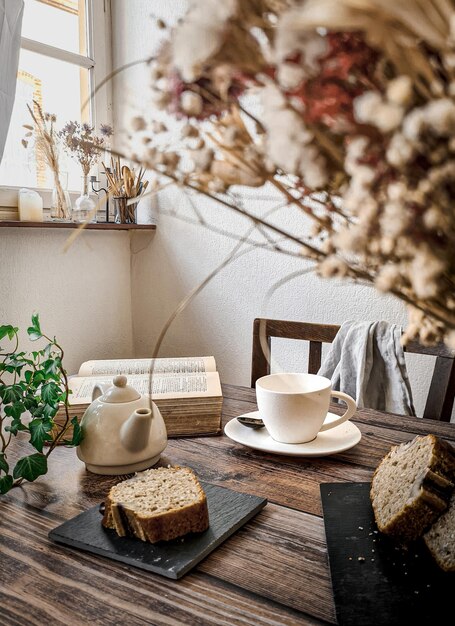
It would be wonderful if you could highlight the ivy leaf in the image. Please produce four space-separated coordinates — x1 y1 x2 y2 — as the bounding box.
0 453 8 474
32 371 45 385
0 475 13 494
43 403 58 419
61 417 83 447
43 343 53 359
0 325 18 341
0 384 23 404
43 358 61 378
29 419 54 453
5 418 27 435
27 313 42 341
4 401 25 421
13 453 47 482
70 416 83 446
3 361 25 374
41 381 59 405
23 395 39 411
5 356 27 371
29 404 45 418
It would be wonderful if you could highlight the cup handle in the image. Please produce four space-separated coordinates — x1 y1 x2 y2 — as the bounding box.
319 391 357 432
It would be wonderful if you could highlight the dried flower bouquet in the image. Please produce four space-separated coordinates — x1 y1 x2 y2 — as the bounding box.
23 103 70 220
60 121 112 178
127 0 455 347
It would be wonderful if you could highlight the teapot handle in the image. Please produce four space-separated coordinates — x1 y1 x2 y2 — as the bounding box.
92 383 110 401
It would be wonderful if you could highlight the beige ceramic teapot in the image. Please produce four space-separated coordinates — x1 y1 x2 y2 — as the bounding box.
76 375 167 475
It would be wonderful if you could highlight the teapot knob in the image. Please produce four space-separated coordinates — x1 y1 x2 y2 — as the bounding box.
113 375 127 388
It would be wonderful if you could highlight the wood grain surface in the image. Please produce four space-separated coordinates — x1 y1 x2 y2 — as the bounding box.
1 384 454 626
0 220 156 231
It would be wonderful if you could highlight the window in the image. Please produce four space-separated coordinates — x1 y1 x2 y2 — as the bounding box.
0 0 112 206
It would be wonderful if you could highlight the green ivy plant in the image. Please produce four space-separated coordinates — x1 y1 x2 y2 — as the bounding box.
0 314 82 494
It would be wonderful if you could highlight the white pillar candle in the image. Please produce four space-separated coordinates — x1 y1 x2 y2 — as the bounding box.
18 188 44 222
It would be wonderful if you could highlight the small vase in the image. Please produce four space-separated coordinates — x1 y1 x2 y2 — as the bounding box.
50 171 71 221
73 174 96 223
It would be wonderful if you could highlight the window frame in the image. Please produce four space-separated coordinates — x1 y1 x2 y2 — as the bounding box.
0 0 113 211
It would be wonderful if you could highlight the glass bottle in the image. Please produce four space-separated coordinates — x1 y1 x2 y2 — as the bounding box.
73 173 96 223
50 171 72 221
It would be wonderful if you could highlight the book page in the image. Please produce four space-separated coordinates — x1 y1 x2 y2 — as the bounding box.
78 356 216 376
68 372 222 405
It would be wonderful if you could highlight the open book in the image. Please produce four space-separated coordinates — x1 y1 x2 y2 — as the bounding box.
54 356 223 438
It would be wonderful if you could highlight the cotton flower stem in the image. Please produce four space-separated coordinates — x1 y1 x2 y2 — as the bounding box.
268 176 334 232
191 81 266 133
101 147 455 334
310 126 345 168
189 179 325 258
389 287 455 330
157 166 326 258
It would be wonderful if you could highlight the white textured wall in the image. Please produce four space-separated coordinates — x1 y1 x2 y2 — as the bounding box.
112 0 438 417
0 229 133 374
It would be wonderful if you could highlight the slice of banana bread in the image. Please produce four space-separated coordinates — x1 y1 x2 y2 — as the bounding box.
370 434 455 542
102 466 209 542
424 491 455 572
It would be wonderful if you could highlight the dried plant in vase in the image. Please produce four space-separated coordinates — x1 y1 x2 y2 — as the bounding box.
119 0 455 348
60 121 112 222
23 102 70 220
103 156 148 223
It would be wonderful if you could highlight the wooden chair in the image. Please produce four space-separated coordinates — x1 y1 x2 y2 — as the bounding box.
251 318 455 422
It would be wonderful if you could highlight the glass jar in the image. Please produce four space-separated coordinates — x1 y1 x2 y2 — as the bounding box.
50 171 72 221
73 174 96 223
113 196 138 224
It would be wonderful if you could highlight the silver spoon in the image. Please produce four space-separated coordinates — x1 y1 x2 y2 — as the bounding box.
236 415 265 429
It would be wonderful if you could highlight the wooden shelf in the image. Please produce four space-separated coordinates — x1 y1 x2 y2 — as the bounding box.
0 220 156 231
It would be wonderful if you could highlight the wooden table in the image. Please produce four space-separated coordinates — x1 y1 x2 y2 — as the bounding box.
1 384 454 626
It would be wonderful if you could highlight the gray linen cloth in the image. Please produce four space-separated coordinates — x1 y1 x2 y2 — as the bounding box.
0 0 24 163
318 320 415 415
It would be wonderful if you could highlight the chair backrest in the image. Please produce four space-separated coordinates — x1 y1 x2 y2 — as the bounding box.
251 318 455 422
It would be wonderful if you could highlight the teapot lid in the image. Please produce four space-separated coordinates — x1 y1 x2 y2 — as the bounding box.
100 375 141 403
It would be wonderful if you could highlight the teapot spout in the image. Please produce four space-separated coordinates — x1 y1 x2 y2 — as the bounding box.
120 408 153 453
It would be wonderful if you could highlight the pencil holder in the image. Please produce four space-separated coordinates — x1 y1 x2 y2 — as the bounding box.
113 196 138 223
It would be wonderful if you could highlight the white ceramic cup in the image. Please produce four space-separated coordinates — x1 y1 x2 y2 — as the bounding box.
255 373 357 444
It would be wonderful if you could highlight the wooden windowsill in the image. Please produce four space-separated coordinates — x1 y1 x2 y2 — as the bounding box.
0 220 156 231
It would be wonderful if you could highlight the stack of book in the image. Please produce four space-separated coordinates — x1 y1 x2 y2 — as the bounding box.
53 356 223 438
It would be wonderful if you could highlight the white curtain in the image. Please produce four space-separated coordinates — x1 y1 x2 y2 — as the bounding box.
0 0 24 164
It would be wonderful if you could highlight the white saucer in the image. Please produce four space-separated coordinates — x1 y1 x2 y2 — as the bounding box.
224 411 361 457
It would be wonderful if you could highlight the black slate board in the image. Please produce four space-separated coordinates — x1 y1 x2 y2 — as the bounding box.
320 482 454 626
49 482 266 579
